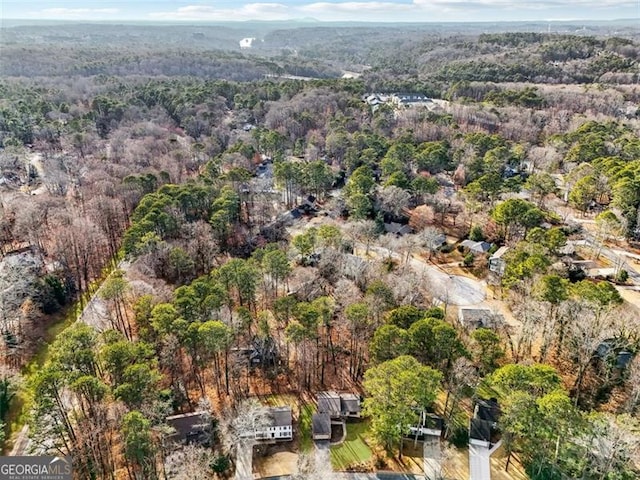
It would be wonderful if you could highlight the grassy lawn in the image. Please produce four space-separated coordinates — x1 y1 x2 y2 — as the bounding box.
261 394 314 453
298 402 315 453
330 419 373 470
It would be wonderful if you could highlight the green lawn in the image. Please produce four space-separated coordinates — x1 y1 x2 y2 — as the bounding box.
330 419 373 470
298 402 315 453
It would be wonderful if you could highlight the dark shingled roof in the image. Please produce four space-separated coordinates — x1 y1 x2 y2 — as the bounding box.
474 398 500 423
340 394 361 415
469 418 492 443
312 413 331 438
166 411 210 444
268 406 292 427
318 391 341 416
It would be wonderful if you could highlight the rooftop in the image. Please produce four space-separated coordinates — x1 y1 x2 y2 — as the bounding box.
340 393 361 414
490 246 509 259
268 406 292 427
460 239 492 253
458 308 504 329
312 413 331 437
318 391 341 415
165 411 210 443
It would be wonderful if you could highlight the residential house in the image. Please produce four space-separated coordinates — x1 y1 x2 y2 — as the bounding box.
391 93 433 107
469 398 501 480
408 410 444 438
312 413 331 441
596 340 635 370
339 393 362 418
317 391 361 418
460 239 492 254
241 406 293 442
458 308 504 330
317 391 342 418
384 222 413 236
165 411 211 445
488 246 509 276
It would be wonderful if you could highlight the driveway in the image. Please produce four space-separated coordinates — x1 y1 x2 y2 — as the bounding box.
422 435 443 480
469 443 490 480
236 441 254 480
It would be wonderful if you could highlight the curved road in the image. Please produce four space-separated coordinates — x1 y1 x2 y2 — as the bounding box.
367 245 486 306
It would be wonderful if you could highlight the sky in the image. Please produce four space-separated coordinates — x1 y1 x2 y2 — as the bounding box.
2 0 639 23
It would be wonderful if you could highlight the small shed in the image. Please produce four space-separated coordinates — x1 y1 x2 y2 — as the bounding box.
312 413 331 440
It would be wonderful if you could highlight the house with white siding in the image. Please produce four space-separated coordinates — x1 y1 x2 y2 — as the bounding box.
240 406 293 441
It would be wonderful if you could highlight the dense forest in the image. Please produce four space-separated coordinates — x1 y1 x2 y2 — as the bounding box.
0 21 639 480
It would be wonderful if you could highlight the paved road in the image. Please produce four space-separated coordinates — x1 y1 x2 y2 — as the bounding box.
408 256 486 306
369 246 486 306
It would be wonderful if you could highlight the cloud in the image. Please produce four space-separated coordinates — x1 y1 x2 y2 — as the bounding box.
41 8 120 17
147 0 637 22
149 3 291 21
300 2 413 13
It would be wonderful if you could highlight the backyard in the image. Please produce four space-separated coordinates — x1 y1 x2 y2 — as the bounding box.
330 419 374 470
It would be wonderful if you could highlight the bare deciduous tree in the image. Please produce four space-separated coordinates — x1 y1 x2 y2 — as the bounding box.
164 444 215 480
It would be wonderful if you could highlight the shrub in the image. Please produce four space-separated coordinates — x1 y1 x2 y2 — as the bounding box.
463 253 474 266
469 225 484 241
616 269 629 283
441 244 454 254
210 454 229 473
449 425 469 448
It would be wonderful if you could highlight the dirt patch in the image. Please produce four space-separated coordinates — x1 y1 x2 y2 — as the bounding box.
253 443 298 477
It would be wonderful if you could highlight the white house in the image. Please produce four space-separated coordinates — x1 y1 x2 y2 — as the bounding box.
488 246 509 276
241 406 293 441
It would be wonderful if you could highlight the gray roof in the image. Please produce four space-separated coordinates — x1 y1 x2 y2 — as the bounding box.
268 406 292 427
469 418 492 443
384 222 412 235
318 391 341 415
312 413 331 437
340 394 361 414
460 240 492 253
166 411 210 442
490 246 509 259
458 308 504 329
